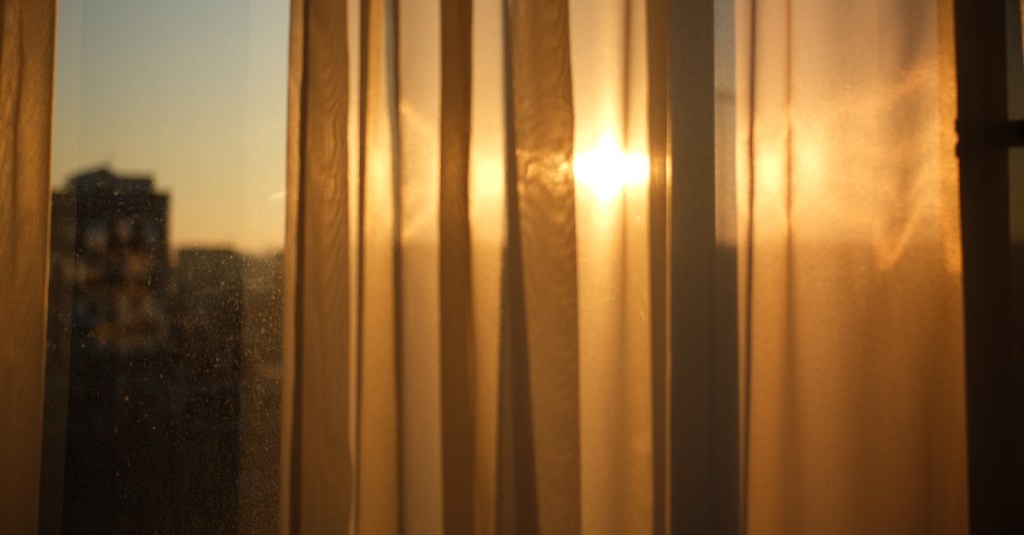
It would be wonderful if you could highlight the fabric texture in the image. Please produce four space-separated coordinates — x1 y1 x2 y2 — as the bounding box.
738 0 967 532
283 0 967 533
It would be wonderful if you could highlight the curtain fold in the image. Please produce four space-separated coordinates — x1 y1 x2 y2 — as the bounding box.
282 0 352 532
397 0 444 532
438 0 475 532
355 0 402 531
501 0 581 532
645 1 670 532
0 0 56 532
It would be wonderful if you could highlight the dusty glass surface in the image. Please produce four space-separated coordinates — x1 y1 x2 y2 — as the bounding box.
40 1 289 533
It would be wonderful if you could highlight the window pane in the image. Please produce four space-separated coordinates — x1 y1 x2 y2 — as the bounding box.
40 1 289 533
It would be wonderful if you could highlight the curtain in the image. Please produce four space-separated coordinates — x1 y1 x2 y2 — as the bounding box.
0 0 57 532
738 0 967 533
284 0 967 534
0 0 972 532
286 0 656 532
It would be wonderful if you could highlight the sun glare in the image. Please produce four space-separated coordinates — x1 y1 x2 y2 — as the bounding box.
573 133 649 203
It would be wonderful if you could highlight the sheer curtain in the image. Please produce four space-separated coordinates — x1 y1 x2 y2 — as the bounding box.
285 0 656 532
0 0 57 532
284 0 967 533
738 0 967 532
0 0 971 532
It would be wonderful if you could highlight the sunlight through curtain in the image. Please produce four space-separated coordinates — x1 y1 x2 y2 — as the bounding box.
282 0 967 533
737 0 967 533
285 1 657 533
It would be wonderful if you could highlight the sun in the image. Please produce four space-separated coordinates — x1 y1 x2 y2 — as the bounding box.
573 132 649 203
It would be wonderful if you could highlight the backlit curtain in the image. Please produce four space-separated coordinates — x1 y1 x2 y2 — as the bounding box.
285 0 655 532
283 1 967 535
0 0 57 532
738 0 967 532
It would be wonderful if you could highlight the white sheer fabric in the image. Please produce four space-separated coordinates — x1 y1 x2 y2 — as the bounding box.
738 0 967 532
284 0 967 533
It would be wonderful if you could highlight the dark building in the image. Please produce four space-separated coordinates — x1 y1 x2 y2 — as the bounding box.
168 248 246 533
59 169 171 352
237 252 283 533
44 168 177 533
167 249 284 533
41 168 281 533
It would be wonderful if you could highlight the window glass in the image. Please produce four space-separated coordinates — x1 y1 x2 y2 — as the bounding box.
41 1 289 533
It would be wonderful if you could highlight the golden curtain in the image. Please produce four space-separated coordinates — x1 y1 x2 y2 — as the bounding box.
738 0 967 532
0 0 56 532
286 0 654 532
0 0 971 532
284 0 967 533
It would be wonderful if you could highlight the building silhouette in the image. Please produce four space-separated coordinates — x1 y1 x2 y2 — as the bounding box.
167 248 245 533
237 251 283 533
45 168 176 532
41 167 282 533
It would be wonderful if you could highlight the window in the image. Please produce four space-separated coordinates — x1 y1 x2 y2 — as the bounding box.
39 1 290 532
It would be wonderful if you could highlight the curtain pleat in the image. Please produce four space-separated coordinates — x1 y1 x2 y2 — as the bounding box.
466 3 506 535
501 0 581 533
568 0 653 533
0 0 56 532
283 0 352 532
395 0 445 530
438 1 475 534
645 1 670 533
355 0 402 532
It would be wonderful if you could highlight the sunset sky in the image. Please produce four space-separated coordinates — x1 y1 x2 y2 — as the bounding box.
51 0 290 253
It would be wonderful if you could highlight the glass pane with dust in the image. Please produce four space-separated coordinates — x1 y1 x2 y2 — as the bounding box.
41 1 289 533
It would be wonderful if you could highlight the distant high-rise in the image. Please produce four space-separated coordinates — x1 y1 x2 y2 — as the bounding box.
41 167 282 533
45 168 175 533
59 168 171 352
